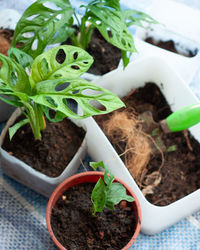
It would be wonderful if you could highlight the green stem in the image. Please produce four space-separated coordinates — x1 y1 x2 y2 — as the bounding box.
32 103 45 140
79 15 95 49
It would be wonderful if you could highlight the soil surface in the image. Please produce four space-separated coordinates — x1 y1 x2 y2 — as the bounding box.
95 83 200 206
87 29 121 75
51 182 136 249
62 28 121 75
2 117 85 177
145 37 197 57
0 28 13 56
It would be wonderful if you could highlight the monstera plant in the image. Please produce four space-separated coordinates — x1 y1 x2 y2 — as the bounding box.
0 45 124 140
10 0 157 68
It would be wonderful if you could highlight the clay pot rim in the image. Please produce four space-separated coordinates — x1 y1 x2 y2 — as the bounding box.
46 171 142 250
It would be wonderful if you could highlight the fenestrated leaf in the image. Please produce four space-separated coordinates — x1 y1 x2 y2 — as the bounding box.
30 78 125 119
0 54 31 94
11 0 73 59
9 118 29 140
123 9 158 28
86 0 120 10
106 182 134 209
84 4 136 52
8 47 33 70
30 45 94 85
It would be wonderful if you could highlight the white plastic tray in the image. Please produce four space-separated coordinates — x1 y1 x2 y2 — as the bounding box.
82 56 200 234
132 0 200 85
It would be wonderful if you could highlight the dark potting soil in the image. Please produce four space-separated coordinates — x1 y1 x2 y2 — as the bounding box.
87 29 121 75
95 83 200 206
62 28 121 75
0 28 13 56
51 182 136 250
2 117 85 177
145 37 197 57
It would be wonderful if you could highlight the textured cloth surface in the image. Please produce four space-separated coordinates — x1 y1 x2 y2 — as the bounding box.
0 0 200 249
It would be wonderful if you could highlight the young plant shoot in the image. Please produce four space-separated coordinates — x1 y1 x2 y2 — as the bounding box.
90 161 134 216
0 45 124 140
10 0 157 68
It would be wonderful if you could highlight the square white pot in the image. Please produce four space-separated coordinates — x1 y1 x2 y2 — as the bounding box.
132 0 200 85
81 56 200 235
0 109 87 197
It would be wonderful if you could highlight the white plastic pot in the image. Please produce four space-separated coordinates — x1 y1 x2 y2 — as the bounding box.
132 0 200 85
0 108 87 197
81 56 200 235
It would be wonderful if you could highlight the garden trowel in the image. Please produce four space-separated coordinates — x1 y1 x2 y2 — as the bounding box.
139 103 200 134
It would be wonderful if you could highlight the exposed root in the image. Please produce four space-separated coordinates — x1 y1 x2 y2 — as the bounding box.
184 130 193 151
102 110 152 183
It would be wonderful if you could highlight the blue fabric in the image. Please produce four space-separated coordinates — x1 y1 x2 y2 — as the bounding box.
0 0 200 249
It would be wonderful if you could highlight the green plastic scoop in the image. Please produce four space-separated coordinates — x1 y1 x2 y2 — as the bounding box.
160 103 200 133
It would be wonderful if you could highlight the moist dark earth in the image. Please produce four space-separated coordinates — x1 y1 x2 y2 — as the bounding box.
95 83 200 206
2 117 85 177
145 37 197 57
51 182 136 249
62 27 121 75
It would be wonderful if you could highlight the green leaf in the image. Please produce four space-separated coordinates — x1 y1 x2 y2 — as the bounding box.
167 145 177 152
85 3 136 52
0 54 31 94
30 78 124 119
30 45 94 85
106 182 134 208
11 0 73 59
90 161 114 187
8 118 29 140
123 9 158 28
91 178 107 215
50 17 75 44
90 161 102 171
121 50 131 69
8 47 33 70
43 106 66 123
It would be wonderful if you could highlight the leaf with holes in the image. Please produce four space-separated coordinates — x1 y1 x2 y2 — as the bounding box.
11 0 73 59
8 47 33 70
30 77 124 119
30 45 93 86
0 53 31 94
84 3 136 52
123 9 158 28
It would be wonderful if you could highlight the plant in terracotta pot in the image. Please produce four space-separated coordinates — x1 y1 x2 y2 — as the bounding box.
46 161 141 249
0 45 124 196
10 0 157 76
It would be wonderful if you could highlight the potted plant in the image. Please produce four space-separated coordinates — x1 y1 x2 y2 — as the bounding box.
46 161 141 249
10 0 157 77
0 0 156 120
0 45 124 197
79 56 200 234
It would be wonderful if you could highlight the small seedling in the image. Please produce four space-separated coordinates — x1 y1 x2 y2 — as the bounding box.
90 161 134 216
10 0 157 68
0 45 124 140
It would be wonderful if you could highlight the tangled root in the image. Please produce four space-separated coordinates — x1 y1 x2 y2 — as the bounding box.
102 109 152 183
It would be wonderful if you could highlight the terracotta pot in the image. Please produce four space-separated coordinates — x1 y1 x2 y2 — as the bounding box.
46 171 142 250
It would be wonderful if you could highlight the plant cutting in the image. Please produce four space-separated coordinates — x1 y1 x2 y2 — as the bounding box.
10 0 157 75
81 56 200 234
46 161 141 249
0 44 124 196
